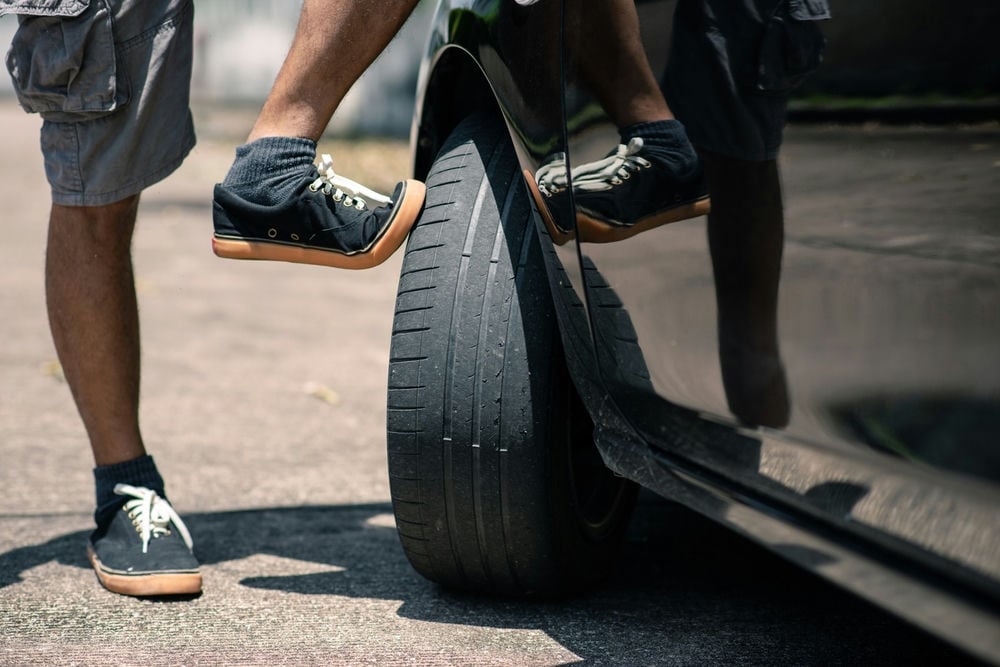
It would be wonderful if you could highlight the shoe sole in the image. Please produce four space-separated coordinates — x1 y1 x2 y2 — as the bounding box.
87 544 202 597
577 196 711 243
212 179 426 269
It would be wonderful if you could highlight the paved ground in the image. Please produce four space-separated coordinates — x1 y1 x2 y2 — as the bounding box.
0 100 994 666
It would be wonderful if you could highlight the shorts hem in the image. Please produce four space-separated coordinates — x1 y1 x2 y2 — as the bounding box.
49 137 195 207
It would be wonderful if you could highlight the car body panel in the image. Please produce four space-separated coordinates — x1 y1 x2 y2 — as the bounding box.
410 1 1000 661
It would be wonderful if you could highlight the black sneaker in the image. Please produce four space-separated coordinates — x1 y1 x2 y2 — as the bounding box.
212 154 425 269
571 137 710 243
87 484 202 597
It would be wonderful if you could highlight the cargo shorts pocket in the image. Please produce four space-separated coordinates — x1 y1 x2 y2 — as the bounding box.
5 0 128 121
754 0 830 95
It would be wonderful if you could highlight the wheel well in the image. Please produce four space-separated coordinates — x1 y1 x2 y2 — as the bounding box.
413 46 507 181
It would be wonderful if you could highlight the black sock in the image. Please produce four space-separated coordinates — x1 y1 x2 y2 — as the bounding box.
93 455 166 527
620 119 698 168
221 136 317 206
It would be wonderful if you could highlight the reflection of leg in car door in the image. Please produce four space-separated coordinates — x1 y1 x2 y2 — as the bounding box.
534 0 710 242
663 0 829 428
703 152 790 428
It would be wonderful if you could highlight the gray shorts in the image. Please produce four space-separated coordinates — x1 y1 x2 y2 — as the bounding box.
5 0 195 206
664 0 829 162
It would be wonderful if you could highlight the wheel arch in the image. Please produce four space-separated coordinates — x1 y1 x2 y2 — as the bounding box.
412 45 516 183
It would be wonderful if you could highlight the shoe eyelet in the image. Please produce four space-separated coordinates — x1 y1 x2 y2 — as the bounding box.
267 228 278 239
308 184 319 192
290 233 300 241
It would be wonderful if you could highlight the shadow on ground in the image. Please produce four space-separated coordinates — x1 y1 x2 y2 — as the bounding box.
0 494 974 665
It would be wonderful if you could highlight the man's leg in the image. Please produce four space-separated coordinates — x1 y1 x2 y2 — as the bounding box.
12 0 200 596
212 0 425 269
46 198 145 468
248 0 421 142
569 0 673 129
703 152 790 428
548 0 708 240
47 197 201 597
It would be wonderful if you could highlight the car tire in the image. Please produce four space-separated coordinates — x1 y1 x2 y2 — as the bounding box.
386 112 637 596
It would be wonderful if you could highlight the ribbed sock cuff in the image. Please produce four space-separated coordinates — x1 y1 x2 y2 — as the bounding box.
620 119 697 164
222 136 317 206
93 454 166 527
620 118 683 141
622 119 695 149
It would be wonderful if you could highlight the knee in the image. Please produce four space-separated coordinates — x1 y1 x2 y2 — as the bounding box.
49 196 141 256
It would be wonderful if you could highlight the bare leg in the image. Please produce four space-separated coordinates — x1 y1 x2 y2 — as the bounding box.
569 0 673 128
704 152 790 428
52 197 202 596
46 196 145 466
248 0 422 142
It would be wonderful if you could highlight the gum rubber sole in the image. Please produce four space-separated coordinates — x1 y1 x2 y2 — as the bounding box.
577 196 711 244
522 168 709 245
212 179 426 269
87 544 202 597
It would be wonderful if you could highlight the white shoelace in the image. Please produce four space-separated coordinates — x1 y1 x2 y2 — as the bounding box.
114 484 194 554
535 152 568 196
570 137 651 192
533 139 651 197
308 154 391 211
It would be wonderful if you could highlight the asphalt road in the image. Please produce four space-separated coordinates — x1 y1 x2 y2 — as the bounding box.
0 101 990 666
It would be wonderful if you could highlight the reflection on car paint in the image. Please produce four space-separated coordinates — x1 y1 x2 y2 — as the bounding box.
411 0 1000 658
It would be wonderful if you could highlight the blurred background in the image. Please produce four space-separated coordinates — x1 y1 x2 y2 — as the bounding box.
0 0 436 139
1 0 997 140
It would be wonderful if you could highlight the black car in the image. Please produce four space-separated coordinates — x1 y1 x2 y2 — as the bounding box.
383 1 1000 662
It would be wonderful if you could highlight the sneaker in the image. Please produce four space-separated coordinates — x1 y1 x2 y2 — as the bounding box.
212 154 426 269
571 137 710 243
87 484 202 597
526 139 710 245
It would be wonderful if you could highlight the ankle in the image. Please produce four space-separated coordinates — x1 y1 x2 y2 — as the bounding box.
223 136 316 184
621 119 687 145
620 119 697 164
93 454 166 526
